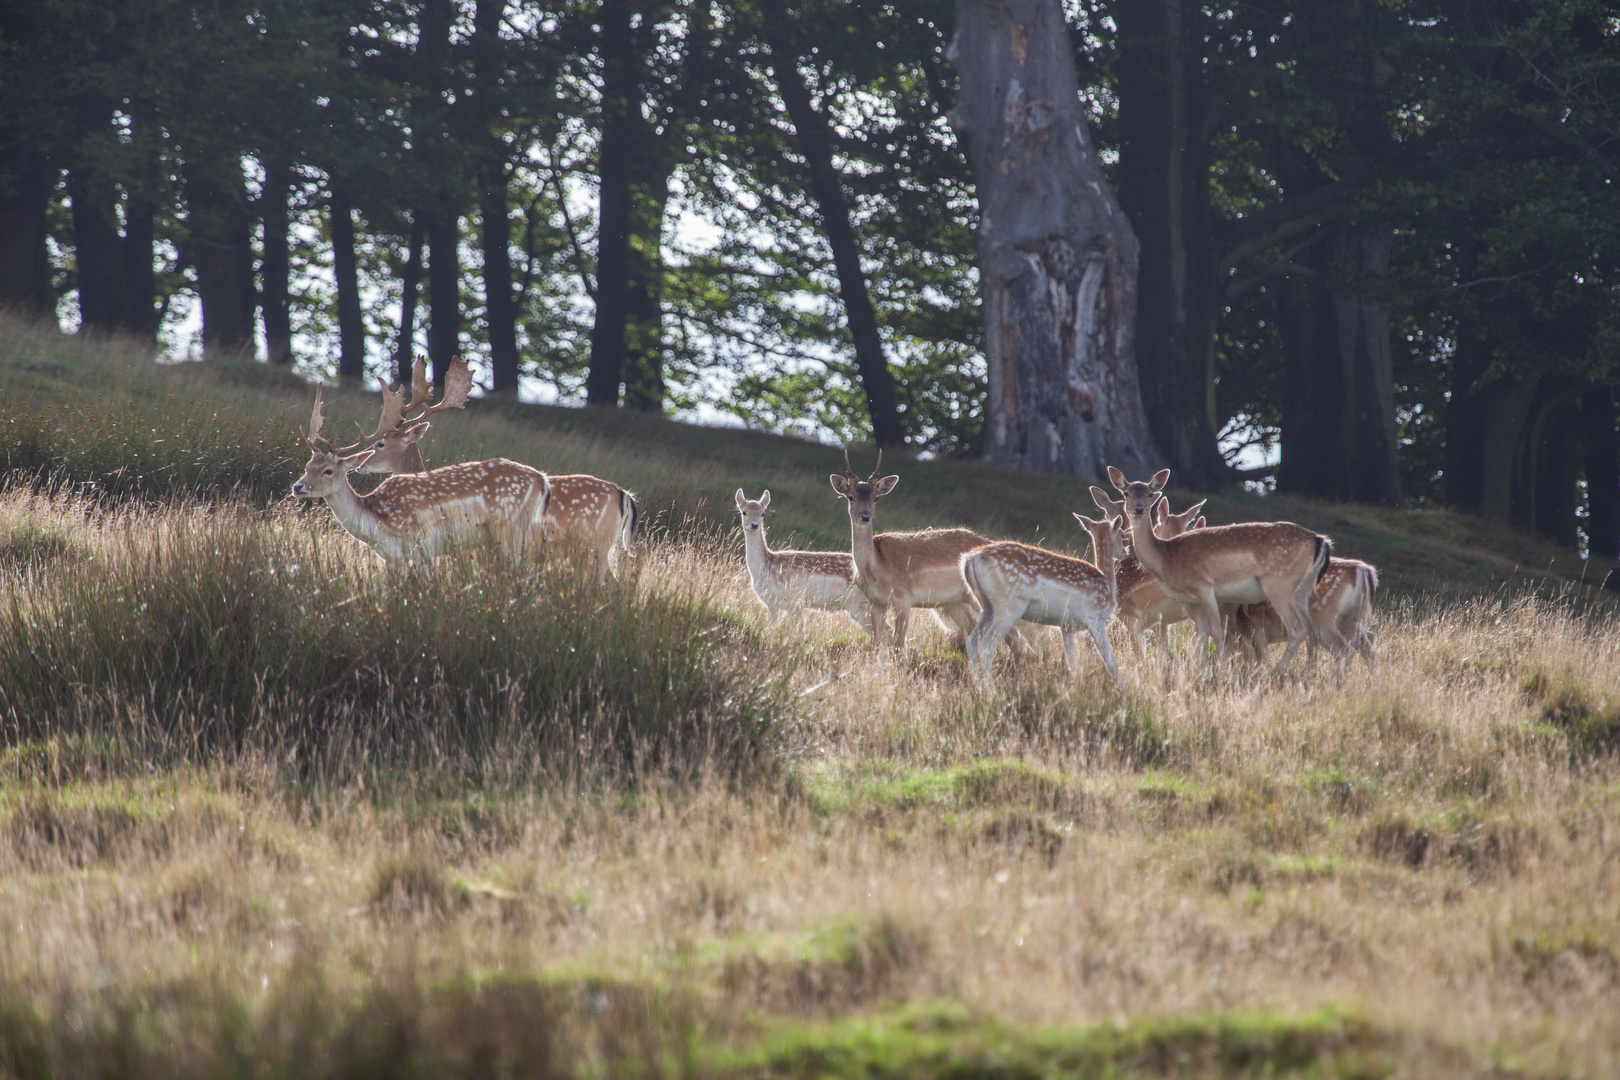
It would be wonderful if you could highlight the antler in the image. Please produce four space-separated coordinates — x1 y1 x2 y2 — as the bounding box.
399 354 471 424
843 447 857 480
412 356 471 420
869 449 883 482
336 355 471 453
304 384 330 449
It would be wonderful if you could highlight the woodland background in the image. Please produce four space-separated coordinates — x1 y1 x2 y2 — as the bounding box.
1 0 1618 558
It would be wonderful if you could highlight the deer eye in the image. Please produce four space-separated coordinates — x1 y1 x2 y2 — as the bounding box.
323 468 334 476
375 441 385 449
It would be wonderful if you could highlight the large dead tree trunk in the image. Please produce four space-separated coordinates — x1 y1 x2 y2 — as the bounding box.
948 0 1163 479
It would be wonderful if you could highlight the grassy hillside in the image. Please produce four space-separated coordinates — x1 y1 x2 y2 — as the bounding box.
1 314 1611 603
2 317 1619 1078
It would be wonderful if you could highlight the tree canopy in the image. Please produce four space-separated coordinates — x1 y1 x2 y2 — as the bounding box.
0 0 1615 556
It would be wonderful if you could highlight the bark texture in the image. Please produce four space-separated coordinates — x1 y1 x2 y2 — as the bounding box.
1276 221 1400 504
949 0 1163 479
585 0 635 407
622 150 671 412
0 154 55 317
1114 0 1226 485
394 217 424 385
331 189 366 383
261 157 293 365
186 153 255 358
474 0 520 395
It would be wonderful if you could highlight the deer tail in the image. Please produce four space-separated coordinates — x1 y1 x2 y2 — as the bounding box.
1314 535 1332 583
615 488 639 558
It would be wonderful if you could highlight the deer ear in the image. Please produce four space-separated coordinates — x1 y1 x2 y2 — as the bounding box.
874 475 899 497
830 474 850 497
1090 485 1119 515
398 420 431 443
1150 468 1171 491
1194 516 1207 530
1184 499 1208 519
1154 501 1167 524
735 488 747 508
348 449 377 471
759 489 771 509
1106 465 1127 492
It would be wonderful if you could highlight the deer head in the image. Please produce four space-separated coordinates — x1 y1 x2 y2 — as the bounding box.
1073 511 1129 569
735 488 771 532
1106 466 1171 524
294 385 373 498
1154 496 1208 539
829 449 898 526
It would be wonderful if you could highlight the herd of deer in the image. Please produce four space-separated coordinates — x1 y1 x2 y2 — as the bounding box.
293 358 638 575
291 370 1374 695
738 452 1377 693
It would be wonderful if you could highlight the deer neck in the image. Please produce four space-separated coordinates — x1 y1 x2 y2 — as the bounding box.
401 443 427 473
848 516 878 584
743 525 773 586
1127 512 1171 581
322 474 383 544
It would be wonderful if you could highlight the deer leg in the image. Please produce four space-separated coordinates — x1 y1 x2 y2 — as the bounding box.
843 594 879 641
1262 579 1312 678
1193 592 1224 676
890 604 913 655
1059 627 1081 674
1085 614 1124 690
968 606 1023 695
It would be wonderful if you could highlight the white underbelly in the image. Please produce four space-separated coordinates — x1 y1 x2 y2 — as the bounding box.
1213 578 1267 605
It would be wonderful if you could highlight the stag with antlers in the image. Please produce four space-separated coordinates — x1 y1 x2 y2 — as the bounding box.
293 384 550 571
344 355 638 576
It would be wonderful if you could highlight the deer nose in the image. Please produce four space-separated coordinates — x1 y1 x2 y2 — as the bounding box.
748 521 759 529
293 482 306 495
858 512 872 523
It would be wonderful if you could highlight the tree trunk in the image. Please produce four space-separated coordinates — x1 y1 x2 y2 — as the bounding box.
395 216 424 385
1336 224 1400 504
622 149 671 412
1582 388 1619 575
764 12 905 447
586 0 635 407
948 0 1164 479
0 154 56 318
1114 0 1226 485
427 217 460 389
261 157 293 365
1443 328 1493 512
420 0 461 390
1275 221 1400 503
188 155 255 358
67 167 128 335
331 189 366 383
474 0 521 396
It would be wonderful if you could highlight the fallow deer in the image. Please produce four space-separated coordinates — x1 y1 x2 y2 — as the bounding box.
293 386 550 570
1228 558 1378 671
960 512 1128 694
1112 496 1207 657
830 450 994 653
344 355 638 575
1106 467 1330 677
735 489 878 637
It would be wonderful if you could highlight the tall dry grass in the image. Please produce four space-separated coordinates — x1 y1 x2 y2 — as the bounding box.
2 478 1618 1077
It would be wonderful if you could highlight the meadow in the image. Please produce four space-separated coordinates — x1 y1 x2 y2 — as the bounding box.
1 315 1618 1078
